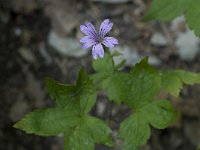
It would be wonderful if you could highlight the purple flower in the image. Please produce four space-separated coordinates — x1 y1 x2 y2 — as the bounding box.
80 19 118 59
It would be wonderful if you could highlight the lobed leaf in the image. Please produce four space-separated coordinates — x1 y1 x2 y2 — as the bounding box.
126 57 161 108
92 53 130 104
64 116 113 150
161 71 183 97
161 70 200 97
100 72 130 104
185 0 200 37
144 100 177 129
76 68 97 113
13 107 80 136
45 77 77 107
46 68 97 113
92 53 115 83
119 100 177 149
119 113 150 150
144 0 200 37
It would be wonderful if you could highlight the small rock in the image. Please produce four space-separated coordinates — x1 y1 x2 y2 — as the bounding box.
38 43 52 65
171 16 186 32
150 32 168 46
113 45 141 67
45 1 79 36
14 27 22 36
9 100 29 121
148 55 161 66
112 130 123 149
113 46 161 67
97 101 106 116
175 30 200 61
48 30 89 57
18 47 36 64
133 0 146 15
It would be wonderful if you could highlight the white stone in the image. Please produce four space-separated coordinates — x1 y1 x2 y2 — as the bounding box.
18 47 36 63
113 46 141 67
175 30 200 61
113 45 161 67
9 100 29 121
150 32 168 46
148 55 161 66
38 43 52 65
171 16 185 31
97 101 106 116
48 30 89 57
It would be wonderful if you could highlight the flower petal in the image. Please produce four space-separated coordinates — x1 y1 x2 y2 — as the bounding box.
103 37 118 48
82 40 97 49
80 36 96 43
92 44 104 59
80 22 97 38
80 25 91 36
85 22 98 37
99 19 113 38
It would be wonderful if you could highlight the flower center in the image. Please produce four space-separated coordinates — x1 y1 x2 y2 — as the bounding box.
97 37 104 43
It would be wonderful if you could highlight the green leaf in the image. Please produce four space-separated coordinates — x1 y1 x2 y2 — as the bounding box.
46 68 96 113
45 78 76 107
119 100 177 149
76 68 97 113
92 53 130 104
100 72 130 104
161 70 200 97
144 0 189 21
15 68 97 136
64 116 113 150
144 100 177 129
126 57 161 108
13 107 80 136
161 71 182 97
111 50 122 57
92 53 114 73
115 59 126 70
92 53 114 82
175 70 200 85
185 1 200 37
119 113 151 150
144 0 200 37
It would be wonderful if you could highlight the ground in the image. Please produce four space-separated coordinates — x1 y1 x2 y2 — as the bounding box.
0 0 200 150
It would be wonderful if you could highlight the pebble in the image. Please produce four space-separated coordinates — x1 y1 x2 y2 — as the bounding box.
150 32 168 46
45 2 79 36
113 46 161 67
96 101 106 116
148 55 161 66
175 30 200 61
9 100 29 122
171 16 186 32
38 43 53 65
14 27 22 36
48 30 89 57
113 45 141 67
18 47 36 64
